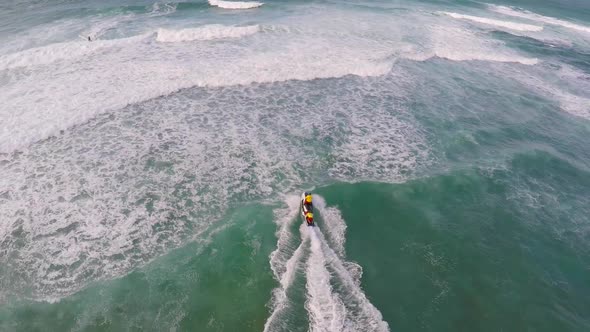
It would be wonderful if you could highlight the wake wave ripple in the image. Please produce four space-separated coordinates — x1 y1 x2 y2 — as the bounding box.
264 196 390 332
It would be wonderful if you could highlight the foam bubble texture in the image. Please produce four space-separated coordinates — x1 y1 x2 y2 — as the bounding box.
305 227 390 332
314 195 347 257
156 25 260 42
8 0 587 306
3 5 568 154
0 13 393 153
0 73 428 302
306 229 346 332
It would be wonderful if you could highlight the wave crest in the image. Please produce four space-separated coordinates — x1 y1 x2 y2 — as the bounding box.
441 11 543 32
208 0 263 9
156 25 260 42
408 51 538 65
401 26 539 65
489 5 590 34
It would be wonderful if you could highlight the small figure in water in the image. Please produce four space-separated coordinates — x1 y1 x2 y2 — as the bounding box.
87 36 92 41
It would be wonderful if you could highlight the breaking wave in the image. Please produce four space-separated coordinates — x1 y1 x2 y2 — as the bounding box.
401 26 539 65
156 25 260 42
489 5 590 34
0 71 427 302
208 0 263 10
0 18 393 153
441 12 543 32
411 51 539 65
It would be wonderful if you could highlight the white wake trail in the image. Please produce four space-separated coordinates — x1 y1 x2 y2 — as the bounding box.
264 196 306 332
269 195 301 282
265 195 389 332
313 228 389 332
306 228 346 332
303 197 390 332
313 195 347 257
264 239 306 332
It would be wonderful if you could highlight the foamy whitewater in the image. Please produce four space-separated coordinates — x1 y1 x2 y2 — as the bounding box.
1 0 590 331
441 12 543 32
156 25 260 42
489 4 590 34
208 0 263 9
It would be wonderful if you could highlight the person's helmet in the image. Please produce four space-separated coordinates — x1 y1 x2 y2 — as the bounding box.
305 195 312 203
306 212 313 220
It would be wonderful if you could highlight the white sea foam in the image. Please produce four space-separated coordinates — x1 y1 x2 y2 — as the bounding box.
264 223 307 332
281 237 306 293
440 12 543 32
556 92 590 119
0 69 429 302
314 195 347 257
265 195 393 331
305 227 390 332
150 2 178 16
1 7 493 161
306 229 346 332
1 6 434 303
502 63 590 120
0 33 151 70
430 50 539 65
1 1 586 314
0 16 393 154
489 5 590 34
0 24 260 70
81 14 136 41
208 0 263 9
156 25 260 42
268 195 301 285
402 26 539 65
328 84 430 182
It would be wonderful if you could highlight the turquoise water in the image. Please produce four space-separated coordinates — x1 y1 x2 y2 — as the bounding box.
1 0 589 331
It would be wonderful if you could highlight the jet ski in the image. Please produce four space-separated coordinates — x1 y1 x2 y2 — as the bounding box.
300 192 314 226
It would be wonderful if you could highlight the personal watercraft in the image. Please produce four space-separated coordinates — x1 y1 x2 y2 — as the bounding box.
300 192 314 226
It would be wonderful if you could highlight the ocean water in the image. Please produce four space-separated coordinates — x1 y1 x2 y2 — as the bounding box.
0 0 589 331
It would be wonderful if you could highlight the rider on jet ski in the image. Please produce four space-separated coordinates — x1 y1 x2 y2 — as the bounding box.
305 212 314 225
302 192 314 226
303 193 313 211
